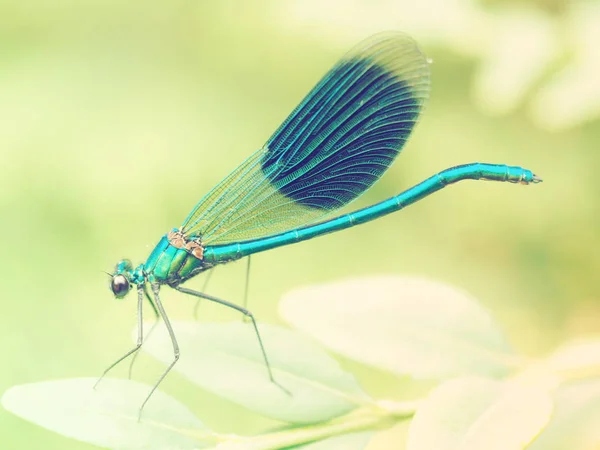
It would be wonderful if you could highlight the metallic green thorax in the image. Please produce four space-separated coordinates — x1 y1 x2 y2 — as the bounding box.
113 232 211 288
115 162 540 289
143 231 213 285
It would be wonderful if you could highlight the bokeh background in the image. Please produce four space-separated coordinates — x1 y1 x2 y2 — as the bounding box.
1 0 598 448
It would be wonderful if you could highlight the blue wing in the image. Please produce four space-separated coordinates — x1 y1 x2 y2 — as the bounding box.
181 32 430 245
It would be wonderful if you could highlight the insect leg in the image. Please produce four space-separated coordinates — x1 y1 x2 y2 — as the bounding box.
137 283 180 420
127 285 160 379
94 285 145 389
192 267 215 320
175 284 290 395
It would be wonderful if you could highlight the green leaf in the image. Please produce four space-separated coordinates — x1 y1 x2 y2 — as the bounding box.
140 321 371 424
547 338 600 378
406 377 553 450
528 379 600 450
1 378 212 450
279 275 518 379
211 430 375 450
289 431 374 449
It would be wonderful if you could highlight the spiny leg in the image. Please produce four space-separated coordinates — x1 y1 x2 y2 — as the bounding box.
192 268 215 320
94 286 145 389
175 285 290 395
138 283 180 420
242 256 251 322
128 286 160 379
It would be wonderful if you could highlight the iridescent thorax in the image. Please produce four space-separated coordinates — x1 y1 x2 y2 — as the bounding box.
139 229 210 286
109 228 211 296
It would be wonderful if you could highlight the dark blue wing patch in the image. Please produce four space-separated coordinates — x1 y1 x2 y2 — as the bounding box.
260 34 428 210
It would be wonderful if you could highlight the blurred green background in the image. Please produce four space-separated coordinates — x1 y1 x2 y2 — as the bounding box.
1 0 598 448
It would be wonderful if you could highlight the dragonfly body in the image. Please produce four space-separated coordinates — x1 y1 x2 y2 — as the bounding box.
118 161 538 288
101 32 541 418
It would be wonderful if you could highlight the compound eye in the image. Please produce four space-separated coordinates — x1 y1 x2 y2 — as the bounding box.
111 274 130 298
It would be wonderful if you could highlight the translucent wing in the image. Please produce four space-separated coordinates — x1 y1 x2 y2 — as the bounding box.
181 32 430 245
